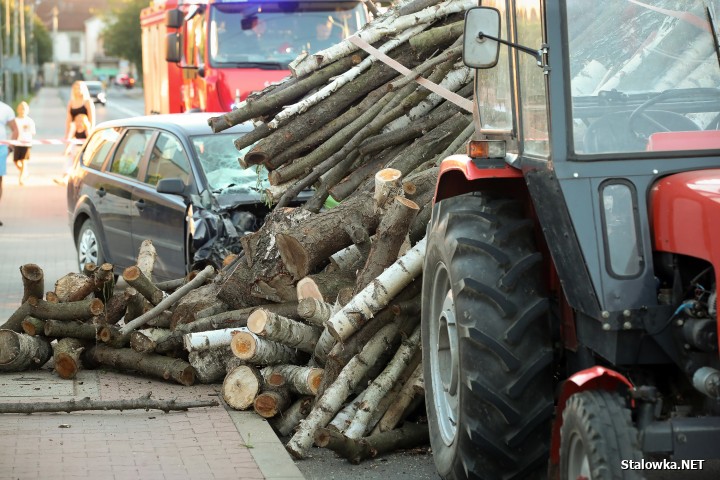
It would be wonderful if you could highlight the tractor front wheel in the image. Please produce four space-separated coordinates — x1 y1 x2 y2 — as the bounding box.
422 193 555 479
560 390 643 480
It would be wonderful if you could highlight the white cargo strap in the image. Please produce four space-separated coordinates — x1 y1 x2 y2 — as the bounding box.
348 35 474 113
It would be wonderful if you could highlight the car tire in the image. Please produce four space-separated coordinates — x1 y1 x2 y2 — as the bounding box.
422 192 555 479
77 219 105 272
560 390 643 480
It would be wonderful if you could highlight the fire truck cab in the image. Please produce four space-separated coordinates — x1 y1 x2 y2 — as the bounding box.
141 0 368 115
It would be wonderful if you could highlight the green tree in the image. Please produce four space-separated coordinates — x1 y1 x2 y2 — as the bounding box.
102 0 146 77
0 0 52 66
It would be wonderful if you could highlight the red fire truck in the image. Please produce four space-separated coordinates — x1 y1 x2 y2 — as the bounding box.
140 0 368 115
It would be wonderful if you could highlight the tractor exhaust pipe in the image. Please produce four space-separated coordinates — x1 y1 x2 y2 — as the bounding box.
692 367 720 399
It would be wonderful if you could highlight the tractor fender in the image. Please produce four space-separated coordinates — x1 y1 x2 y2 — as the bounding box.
434 154 524 203
549 367 634 466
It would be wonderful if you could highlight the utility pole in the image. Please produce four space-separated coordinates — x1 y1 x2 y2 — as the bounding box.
20 0 27 97
4 0 12 102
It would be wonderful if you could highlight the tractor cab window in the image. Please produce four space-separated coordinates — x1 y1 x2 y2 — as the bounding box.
476 0 514 132
516 0 549 157
566 0 720 156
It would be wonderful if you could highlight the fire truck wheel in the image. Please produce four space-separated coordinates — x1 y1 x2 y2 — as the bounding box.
560 390 643 480
422 192 554 479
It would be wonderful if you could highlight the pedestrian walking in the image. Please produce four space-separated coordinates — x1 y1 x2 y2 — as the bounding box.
56 113 91 185
64 81 95 141
0 99 18 226
13 101 36 186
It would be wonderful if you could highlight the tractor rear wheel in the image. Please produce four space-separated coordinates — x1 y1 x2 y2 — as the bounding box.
560 390 643 480
422 193 555 479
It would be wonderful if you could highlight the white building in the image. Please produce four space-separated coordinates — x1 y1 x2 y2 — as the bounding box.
37 0 121 86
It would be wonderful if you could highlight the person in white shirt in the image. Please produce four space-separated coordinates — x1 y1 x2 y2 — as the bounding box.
0 99 18 226
13 101 36 186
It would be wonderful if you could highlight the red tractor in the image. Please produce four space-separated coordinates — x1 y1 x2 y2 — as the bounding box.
422 1 720 479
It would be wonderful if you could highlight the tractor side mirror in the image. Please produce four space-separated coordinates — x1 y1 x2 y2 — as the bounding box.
166 9 184 29
463 7 501 69
166 33 182 63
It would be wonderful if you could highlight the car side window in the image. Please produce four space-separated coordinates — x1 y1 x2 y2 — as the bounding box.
81 128 121 170
145 132 192 187
109 129 152 179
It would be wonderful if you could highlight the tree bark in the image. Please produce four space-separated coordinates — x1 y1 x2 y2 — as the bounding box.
271 396 313 437
222 364 263 410
373 362 423 434
93 263 116 303
21 316 45 336
121 265 215 334
188 347 234 384
326 237 426 342
276 191 378 281
328 145 406 202
355 196 419 293
230 331 302 366
247 309 321 354
253 387 291 418
136 239 157 281
93 290 131 325
297 298 335 328
26 296 104 321
344 327 422 439
285 320 400 458
84 345 196 386
98 325 131 348
0 330 52 372
20 264 44 304
209 54 363 134
123 266 165 306
183 327 249 353
314 422 428 464
53 337 86 380
54 273 94 302
44 319 99 341
408 19 464 51
261 365 323 396
328 390 366 433
130 328 172 354
0 393 218 414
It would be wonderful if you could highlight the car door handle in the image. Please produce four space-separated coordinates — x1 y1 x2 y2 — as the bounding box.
97 187 106 197
135 199 146 210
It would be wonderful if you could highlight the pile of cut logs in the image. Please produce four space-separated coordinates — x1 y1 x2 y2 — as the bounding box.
0 0 474 464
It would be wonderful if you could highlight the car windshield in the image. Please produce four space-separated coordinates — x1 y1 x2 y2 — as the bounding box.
566 0 720 155
209 1 366 67
191 133 269 194
86 83 102 92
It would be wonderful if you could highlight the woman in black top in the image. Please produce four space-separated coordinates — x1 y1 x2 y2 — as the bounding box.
64 81 95 142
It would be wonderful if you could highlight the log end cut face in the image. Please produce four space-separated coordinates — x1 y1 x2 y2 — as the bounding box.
222 365 261 410
231 332 257 360
0 330 21 364
54 353 79 380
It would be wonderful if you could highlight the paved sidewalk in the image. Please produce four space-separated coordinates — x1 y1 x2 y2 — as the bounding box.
0 368 303 480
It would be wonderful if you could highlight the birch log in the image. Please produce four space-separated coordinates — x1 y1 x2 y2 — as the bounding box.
327 237 426 342
136 239 157 281
285 320 400 458
0 330 52 372
188 347 235 384
261 365 323 396
254 388 291 418
328 390 367 433
289 0 475 78
373 363 423 434
247 309 321 353
222 364 263 410
272 396 313 437
297 298 334 328
183 327 249 353
344 326 422 439
231 331 302 366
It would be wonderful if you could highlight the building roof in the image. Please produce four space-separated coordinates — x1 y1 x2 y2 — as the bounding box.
36 0 106 32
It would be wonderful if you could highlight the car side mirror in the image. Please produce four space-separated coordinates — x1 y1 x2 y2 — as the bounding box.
156 178 187 196
166 9 184 29
463 7 501 69
166 33 182 63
